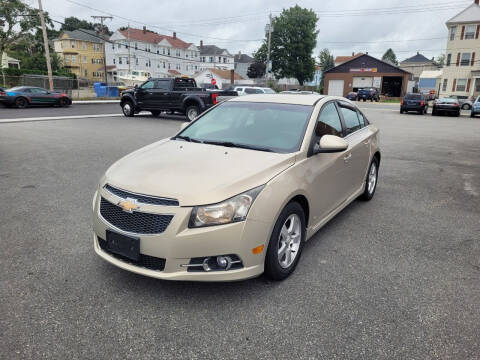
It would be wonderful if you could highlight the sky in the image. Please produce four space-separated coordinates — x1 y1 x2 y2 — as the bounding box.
27 0 473 62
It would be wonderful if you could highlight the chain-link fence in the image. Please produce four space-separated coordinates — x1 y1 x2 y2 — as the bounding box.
0 74 75 95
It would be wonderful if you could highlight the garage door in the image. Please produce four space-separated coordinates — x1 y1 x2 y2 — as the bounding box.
328 80 344 97
353 77 373 88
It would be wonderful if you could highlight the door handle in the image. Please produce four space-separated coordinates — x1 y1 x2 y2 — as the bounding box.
343 153 352 162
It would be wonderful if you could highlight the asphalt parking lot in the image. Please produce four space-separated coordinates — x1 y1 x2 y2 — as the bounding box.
1 103 479 359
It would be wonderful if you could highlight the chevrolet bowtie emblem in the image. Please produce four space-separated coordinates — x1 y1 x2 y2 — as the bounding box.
118 197 139 213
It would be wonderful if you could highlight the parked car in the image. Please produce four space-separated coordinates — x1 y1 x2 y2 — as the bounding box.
400 93 427 114
346 92 357 101
432 98 460 116
93 94 381 281
357 88 379 102
470 96 480 117
449 95 472 110
280 90 320 95
0 86 71 108
120 77 237 121
233 86 274 96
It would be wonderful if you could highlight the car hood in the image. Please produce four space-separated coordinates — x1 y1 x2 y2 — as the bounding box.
104 139 296 206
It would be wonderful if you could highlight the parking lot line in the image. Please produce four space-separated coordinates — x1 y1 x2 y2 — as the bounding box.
0 113 123 124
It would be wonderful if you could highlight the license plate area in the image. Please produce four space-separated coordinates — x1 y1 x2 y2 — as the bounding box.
106 230 140 261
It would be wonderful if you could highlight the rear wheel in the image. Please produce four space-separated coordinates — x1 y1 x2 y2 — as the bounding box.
462 103 470 110
186 105 200 121
360 157 379 201
15 97 28 109
122 100 134 117
400 109 404 114
151 110 160 117
58 97 69 107
265 202 306 281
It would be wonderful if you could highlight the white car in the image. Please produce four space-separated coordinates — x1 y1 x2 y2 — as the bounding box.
233 86 275 96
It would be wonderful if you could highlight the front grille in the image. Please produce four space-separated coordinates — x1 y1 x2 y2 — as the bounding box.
104 184 179 206
97 237 166 271
100 197 173 234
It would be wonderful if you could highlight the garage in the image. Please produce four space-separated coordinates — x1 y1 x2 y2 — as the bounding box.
328 80 344 96
322 54 411 98
353 76 373 90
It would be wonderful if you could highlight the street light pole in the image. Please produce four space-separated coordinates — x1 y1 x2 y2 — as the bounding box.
38 0 53 90
265 13 272 86
91 15 112 85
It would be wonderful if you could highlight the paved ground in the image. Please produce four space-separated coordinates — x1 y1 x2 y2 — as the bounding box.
0 104 479 359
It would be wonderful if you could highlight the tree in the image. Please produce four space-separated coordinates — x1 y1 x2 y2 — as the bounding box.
253 43 267 63
382 48 398 65
436 54 445 67
0 0 43 55
61 16 112 35
268 6 318 85
247 62 266 78
318 48 334 72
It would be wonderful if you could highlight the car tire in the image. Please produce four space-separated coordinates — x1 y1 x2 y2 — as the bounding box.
58 97 69 107
15 97 28 109
264 202 306 281
122 100 135 117
360 157 379 201
151 110 160 117
400 109 404 114
186 105 200 122
456 111 460 117
432 109 437 116
462 104 470 110
471 112 475 118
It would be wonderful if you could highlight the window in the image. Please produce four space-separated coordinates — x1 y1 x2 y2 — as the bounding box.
209 56 214 63
446 53 451 66
357 111 367 127
71 55 77 63
30 88 48 94
218 56 222 62
84 69 88 77
245 88 257 94
140 80 155 89
119 57 122 64
316 102 343 137
71 40 75 48
157 49 159 54
167 48 170 56
112 43 115 50
449 26 456 41
113 58 116 64
136 58 138 65
163 61 166 68
65 55 71 61
176 50 180 57
476 79 480 93
461 53 471 66
83 56 87 64
223 57 227 63
456 79 467 91
465 24 476 39
156 80 170 90
340 105 361 135
442 79 448 92
168 63 171 69
135 42 138 50
82 42 86 50
163 48 165 55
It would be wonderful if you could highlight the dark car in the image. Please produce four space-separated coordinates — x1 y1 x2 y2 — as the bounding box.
120 77 237 121
346 92 357 101
0 86 71 108
357 88 379 102
470 96 480 117
432 98 460 117
400 93 427 114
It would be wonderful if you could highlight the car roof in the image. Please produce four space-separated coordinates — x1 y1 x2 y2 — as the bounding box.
229 93 330 105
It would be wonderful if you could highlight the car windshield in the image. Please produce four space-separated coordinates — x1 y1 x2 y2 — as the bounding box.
405 94 422 100
176 102 312 153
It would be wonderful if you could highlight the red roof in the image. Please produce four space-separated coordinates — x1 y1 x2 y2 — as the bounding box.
168 69 181 75
335 53 364 65
119 27 192 49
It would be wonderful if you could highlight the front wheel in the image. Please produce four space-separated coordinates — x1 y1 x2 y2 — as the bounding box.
122 101 134 117
265 202 306 281
186 105 200 121
58 97 69 107
15 97 28 109
360 158 379 201
151 110 160 117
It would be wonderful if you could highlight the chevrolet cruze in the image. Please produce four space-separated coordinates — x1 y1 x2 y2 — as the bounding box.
92 94 381 281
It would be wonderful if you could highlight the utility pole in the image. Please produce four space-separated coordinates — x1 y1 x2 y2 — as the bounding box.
91 15 112 85
38 0 53 90
127 24 131 74
265 13 272 85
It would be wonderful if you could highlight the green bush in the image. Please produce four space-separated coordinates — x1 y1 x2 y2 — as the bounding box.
1 67 75 78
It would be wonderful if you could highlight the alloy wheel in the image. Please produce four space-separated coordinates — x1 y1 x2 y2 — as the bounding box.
123 103 132 116
278 214 302 268
368 162 377 195
187 108 198 121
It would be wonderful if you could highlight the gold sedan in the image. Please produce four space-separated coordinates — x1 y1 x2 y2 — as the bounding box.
92 94 381 281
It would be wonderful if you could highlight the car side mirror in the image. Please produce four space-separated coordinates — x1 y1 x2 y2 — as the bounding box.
314 135 348 153
179 122 189 131
134 84 138 89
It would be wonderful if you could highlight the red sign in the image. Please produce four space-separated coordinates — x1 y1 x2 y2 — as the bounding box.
211 78 217 85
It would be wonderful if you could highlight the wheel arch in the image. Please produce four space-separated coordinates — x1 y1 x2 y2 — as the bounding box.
183 95 205 111
373 151 381 168
287 195 310 228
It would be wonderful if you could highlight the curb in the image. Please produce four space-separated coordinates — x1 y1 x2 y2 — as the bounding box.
72 100 120 104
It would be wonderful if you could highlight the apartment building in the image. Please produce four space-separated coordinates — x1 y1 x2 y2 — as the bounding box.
53 29 105 81
105 27 200 81
198 41 234 71
440 0 480 98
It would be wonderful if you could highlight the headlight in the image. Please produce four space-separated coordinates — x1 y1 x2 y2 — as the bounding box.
189 185 264 228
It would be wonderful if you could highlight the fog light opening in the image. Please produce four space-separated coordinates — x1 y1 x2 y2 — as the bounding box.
202 257 212 272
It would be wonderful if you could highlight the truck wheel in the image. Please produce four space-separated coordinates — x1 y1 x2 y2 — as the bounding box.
122 101 134 117
186 105 200 121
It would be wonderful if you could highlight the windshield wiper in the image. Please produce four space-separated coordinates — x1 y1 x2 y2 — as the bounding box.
202 140 274 152
174 135 202 143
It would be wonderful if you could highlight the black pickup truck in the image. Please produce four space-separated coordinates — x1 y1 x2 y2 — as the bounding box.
120 77 237 121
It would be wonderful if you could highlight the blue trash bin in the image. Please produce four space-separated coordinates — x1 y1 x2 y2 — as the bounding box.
107 86 119 97
94 82 107 97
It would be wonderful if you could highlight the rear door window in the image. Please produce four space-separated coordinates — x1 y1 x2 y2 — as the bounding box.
339 105 361 135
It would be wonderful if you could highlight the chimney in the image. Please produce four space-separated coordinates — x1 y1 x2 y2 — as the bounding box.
200 40 203 48
143 26 146 34
417 51 419 55
230 69 235 85
173 32 176 39
366 51 368 55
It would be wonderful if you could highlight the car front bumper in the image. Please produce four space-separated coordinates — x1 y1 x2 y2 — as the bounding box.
401 105 424 111
92 189 268 281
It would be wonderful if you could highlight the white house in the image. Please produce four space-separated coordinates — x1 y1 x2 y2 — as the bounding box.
193 68 243 89
1 52 20 69
198 41 234 71
105 27 200 82
439 0 480 98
